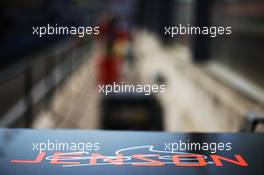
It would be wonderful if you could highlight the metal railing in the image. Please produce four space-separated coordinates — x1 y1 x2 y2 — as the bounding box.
0 38 90 127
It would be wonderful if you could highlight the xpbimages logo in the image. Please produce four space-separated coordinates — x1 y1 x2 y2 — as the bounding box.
32 24 100 37
10 145 248 168
98 82 166 96
32 140 100 152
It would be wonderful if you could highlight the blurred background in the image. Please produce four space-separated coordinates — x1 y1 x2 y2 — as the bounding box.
0 0 263 132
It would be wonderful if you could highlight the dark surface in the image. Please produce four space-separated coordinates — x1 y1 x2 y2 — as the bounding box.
101 93 163 130
0 129 263 175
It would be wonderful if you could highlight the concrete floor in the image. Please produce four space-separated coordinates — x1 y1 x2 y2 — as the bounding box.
32 46 100 129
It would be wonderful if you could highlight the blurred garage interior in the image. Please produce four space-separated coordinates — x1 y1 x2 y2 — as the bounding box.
0 0 264 132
